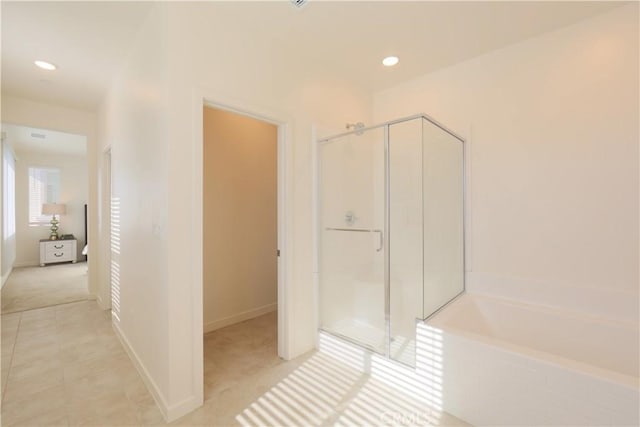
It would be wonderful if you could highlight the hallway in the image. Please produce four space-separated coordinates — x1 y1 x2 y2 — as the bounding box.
1 301 163 426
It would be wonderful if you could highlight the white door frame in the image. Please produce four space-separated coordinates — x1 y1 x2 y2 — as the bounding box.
98 146 112 309
192 89 293 363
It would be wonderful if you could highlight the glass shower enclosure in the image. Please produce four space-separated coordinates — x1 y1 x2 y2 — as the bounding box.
318 114 464 367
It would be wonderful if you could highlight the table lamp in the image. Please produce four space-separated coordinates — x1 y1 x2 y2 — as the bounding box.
42 203 66 240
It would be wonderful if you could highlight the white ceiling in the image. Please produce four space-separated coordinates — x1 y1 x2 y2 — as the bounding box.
217 0 623 93
1 1 623 112
2 123 87 156
1 1 153 111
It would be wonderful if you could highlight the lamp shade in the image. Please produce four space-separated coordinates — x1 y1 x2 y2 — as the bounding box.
42 203 66 215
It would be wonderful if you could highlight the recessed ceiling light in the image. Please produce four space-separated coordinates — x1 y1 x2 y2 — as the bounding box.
382 56 399 67
34 60 56 71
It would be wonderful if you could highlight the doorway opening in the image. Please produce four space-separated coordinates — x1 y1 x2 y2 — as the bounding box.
202 104 283 401
0 123 89 314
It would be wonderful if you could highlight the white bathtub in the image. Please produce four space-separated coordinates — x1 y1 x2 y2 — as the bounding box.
426 293 639 426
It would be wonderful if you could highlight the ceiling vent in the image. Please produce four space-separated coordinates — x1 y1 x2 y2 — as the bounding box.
31 132 46 139
290 0 308 8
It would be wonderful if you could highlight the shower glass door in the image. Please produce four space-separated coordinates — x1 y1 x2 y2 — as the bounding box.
318 126 386 354
318 114 465 367
388 118 424 366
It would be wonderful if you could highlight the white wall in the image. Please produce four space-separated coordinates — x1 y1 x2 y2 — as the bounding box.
96 2 170 419
373 5 639 310
0 96 98 294
13 150 87 265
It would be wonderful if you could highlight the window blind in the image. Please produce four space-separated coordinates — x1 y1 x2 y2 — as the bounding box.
29 167 61 225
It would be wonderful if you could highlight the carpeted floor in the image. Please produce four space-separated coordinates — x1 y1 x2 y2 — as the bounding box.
1 262 89 314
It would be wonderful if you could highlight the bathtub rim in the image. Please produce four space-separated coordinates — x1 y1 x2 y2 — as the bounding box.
426 293 640 390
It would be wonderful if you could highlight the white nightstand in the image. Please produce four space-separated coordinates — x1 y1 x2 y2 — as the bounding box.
39 238 77 266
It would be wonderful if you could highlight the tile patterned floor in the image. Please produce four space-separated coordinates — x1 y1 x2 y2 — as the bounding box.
1 301 163 426
174 312 467 426
2 304 467 426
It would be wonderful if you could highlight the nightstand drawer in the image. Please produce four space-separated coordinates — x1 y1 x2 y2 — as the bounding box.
42 241 71 251
44 250 74 263
40 238 77 266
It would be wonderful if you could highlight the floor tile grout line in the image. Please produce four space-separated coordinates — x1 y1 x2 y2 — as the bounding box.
58 301 91 427
0 300 151 426
2 311 22 403
2 296 91 316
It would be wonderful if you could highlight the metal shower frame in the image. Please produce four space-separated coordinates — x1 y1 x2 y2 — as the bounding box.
317 113 466 365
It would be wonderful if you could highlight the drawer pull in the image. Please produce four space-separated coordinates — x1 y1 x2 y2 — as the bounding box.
54 253 63 257
54 244 64 249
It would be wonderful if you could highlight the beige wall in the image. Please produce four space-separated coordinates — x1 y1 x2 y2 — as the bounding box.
14 150 87 266
203 107 277 332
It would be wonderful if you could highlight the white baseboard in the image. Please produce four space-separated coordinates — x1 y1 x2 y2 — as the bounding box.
112 322 171 420
165 395 203 422
1 266 13 288
112 321 202 422
204 302 277 334
95 294 107 309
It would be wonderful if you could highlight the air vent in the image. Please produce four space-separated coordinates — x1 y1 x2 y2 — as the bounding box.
31 132 46 139
290 0 308 8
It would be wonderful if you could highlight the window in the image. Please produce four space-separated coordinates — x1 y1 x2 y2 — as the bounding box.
29 167 61 225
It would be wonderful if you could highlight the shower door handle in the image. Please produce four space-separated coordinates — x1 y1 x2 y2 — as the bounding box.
324 227 384 252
